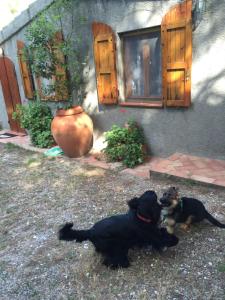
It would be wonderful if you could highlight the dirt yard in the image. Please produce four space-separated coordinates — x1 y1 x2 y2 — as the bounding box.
0 143 225 300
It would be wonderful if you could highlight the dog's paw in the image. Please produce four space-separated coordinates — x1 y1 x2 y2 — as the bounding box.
166 226 175 235
152 247 166 255
103 258 114 268
180 223 191 232
161 246 168 252
103 258 130 269
109 261 130 270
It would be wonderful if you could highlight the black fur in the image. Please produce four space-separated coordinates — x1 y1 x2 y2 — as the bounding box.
58 190 179 269
160 187 225 233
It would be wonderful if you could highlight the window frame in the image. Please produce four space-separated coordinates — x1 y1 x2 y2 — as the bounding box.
120 26 163 108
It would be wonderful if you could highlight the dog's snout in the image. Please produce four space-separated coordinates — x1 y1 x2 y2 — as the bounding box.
160 197 166 204
160 196 170 206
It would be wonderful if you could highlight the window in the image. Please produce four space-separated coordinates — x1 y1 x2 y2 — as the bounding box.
92 0 192 108
36 76 56 100
122 28 162 103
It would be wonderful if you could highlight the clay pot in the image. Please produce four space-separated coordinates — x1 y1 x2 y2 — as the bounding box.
51 106 93 158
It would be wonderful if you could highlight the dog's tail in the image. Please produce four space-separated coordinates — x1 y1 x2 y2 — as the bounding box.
205 211 225 228
58 222 91 242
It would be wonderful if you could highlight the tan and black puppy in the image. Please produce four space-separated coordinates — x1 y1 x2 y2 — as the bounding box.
160 187 225 234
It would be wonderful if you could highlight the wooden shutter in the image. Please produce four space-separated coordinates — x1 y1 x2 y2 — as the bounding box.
53 31 69 101
17 40 34 99
0 56 26 133
161 0 192 107
92 22 118 104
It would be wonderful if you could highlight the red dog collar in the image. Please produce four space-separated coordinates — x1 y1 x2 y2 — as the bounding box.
137 213 152 223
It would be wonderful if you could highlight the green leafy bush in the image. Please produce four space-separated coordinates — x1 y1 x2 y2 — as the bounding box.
103 121 146 168
13 102 54 148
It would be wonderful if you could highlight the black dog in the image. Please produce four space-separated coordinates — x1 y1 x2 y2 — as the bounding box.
160 187 225 233
58 190 179 269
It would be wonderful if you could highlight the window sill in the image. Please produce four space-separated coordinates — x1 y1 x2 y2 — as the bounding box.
119 101 163 108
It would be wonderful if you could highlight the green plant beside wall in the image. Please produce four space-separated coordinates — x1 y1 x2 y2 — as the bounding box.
103 121 146 168
13 102 54 148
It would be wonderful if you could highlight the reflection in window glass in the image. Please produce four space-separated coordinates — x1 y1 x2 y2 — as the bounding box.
123 29 161 100
40 77 55 98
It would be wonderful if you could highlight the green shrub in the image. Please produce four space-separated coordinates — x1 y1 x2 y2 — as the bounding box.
13 102 54 148
103 120 146 168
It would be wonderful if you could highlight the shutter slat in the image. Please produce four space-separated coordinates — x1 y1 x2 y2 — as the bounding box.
161 0 192 107
17 40 34 99
92 22 118 104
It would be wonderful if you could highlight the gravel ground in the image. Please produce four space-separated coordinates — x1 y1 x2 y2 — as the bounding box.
0 143 225 300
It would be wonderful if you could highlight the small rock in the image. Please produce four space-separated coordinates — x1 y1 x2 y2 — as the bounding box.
83 243 89 249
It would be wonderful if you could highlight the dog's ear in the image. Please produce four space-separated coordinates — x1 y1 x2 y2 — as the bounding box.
172 186 179 192
127 197 139 209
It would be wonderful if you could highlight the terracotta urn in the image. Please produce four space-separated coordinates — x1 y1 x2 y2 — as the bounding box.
51 106 93 158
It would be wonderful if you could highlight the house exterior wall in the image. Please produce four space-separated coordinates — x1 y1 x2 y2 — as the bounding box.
0 0 54 130
0 0 224 160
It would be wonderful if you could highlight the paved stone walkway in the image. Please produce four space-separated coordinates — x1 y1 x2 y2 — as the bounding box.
1 129 225 188
0 130 45 153
149 153 225 187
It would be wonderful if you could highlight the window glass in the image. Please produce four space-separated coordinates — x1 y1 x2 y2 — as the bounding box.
123 29 161 100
